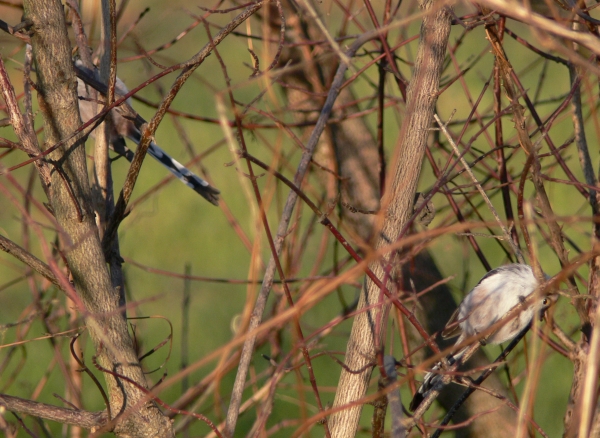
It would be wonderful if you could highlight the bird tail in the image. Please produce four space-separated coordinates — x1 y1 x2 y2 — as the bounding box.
409 347 468 411
145 142 220 205
409 360 445 411
75 60 220 205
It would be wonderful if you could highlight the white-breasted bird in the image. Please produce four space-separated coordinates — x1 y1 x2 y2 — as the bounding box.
75 60 220 205
409 263 556 411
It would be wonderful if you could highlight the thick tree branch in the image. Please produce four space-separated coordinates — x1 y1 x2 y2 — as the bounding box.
22 0 174 436
0 233 61 289
328 1 452 436
0 394 107 430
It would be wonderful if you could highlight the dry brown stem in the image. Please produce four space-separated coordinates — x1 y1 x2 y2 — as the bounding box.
327 1 452 436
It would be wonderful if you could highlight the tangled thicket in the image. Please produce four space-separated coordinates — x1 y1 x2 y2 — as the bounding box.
0 0 599 437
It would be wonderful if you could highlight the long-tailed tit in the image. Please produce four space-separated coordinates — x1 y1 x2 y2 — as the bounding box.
75 60 220 205
409 263 556 411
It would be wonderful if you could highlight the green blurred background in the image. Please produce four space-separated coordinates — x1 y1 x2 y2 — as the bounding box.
0 0 594 436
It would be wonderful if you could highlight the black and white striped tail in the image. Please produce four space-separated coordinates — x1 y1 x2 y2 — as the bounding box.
75 60 220 206
112 137 220 205
409 353 460 411
146 142 219 205
410 361 444 411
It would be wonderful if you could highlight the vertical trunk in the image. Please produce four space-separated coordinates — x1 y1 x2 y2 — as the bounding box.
23 1 174 436
327 2 452 436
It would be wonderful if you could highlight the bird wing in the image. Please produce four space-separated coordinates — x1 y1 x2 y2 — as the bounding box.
441 307 462 339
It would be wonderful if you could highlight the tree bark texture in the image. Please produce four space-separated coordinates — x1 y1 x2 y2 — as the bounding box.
274 0 513 433
22 0 174 436
327 2 452 436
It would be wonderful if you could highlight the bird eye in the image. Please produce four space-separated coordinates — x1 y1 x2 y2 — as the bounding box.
543 298 548 306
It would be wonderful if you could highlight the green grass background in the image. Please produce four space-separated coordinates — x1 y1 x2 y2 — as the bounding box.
0 0 595 436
